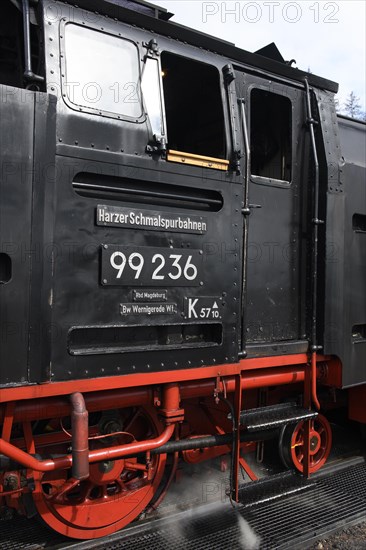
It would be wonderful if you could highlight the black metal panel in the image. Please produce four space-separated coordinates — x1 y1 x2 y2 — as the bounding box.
337 116 366 164
27 93 57 383
235 73 307 350
321 98 366 387
22 0 243 381
0 87 35 385
47 154 242 380
246 340 308 357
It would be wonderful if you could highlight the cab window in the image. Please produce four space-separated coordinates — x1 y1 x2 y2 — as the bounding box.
64 24 142 119
250 89 292 182
161 52 228 170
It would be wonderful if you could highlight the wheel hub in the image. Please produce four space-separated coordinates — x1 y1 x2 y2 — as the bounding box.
279 413 332 474
309 432 321 455
90 458 125 484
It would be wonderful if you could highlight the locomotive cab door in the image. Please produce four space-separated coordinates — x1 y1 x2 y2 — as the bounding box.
235 72 308 356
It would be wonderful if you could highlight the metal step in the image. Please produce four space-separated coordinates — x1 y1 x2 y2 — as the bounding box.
237 470 315 507
239 402 318 431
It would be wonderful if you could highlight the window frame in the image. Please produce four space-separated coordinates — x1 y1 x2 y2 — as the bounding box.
141 48 168 146
248 84 294 188
160 49 230 170
59 20 145 123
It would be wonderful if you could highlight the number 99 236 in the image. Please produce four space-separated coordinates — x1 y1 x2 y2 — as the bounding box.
101 245 202 287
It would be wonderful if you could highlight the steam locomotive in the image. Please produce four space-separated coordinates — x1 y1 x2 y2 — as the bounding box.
0 0 365 540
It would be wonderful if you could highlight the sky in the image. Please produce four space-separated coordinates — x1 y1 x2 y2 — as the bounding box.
157 0 366 113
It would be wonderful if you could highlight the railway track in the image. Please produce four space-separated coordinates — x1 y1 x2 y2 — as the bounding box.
1 455 365 550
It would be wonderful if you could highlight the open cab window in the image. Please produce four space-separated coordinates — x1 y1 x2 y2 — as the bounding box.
62 25 228 171
250 89 292 183
142 49 229 171
161 53 228 170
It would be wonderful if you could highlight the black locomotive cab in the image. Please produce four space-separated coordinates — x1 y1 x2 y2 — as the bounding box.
1 0 366 541
0 0 324 382
0 0 364 387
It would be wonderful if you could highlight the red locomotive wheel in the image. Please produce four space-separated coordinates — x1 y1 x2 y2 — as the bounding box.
279 414 332 474
32 407 166 539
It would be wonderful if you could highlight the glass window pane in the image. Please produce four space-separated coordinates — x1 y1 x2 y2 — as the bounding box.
141 57 164 137
64 24 142 118
250 89 292 182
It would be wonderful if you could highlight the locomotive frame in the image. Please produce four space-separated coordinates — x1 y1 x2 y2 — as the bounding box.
0 0 365 539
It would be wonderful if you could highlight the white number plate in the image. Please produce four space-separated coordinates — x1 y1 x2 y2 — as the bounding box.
101 245 202 287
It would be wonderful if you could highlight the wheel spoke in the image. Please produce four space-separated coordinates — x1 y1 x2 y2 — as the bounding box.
79 480 94 502
123 409 141 433
281 414 332 474
33 406 167 539
296 451 304 463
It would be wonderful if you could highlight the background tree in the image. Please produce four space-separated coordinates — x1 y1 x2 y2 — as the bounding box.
344 91 362 118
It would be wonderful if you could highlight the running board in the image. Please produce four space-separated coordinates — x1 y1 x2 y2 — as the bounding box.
237 471 315 507
239 402 318 431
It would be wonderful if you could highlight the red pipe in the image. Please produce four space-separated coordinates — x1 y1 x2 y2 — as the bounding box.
163 383 181 411
70 393 89 481
0 368 306 425
0 388 152 424
180 367 305 400
0 424 175 472
0 385 179 473
235 367 305 389
311 352 321 410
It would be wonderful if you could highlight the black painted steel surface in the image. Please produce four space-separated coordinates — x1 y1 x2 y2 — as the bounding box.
0 0 364 388
322 111 366 387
